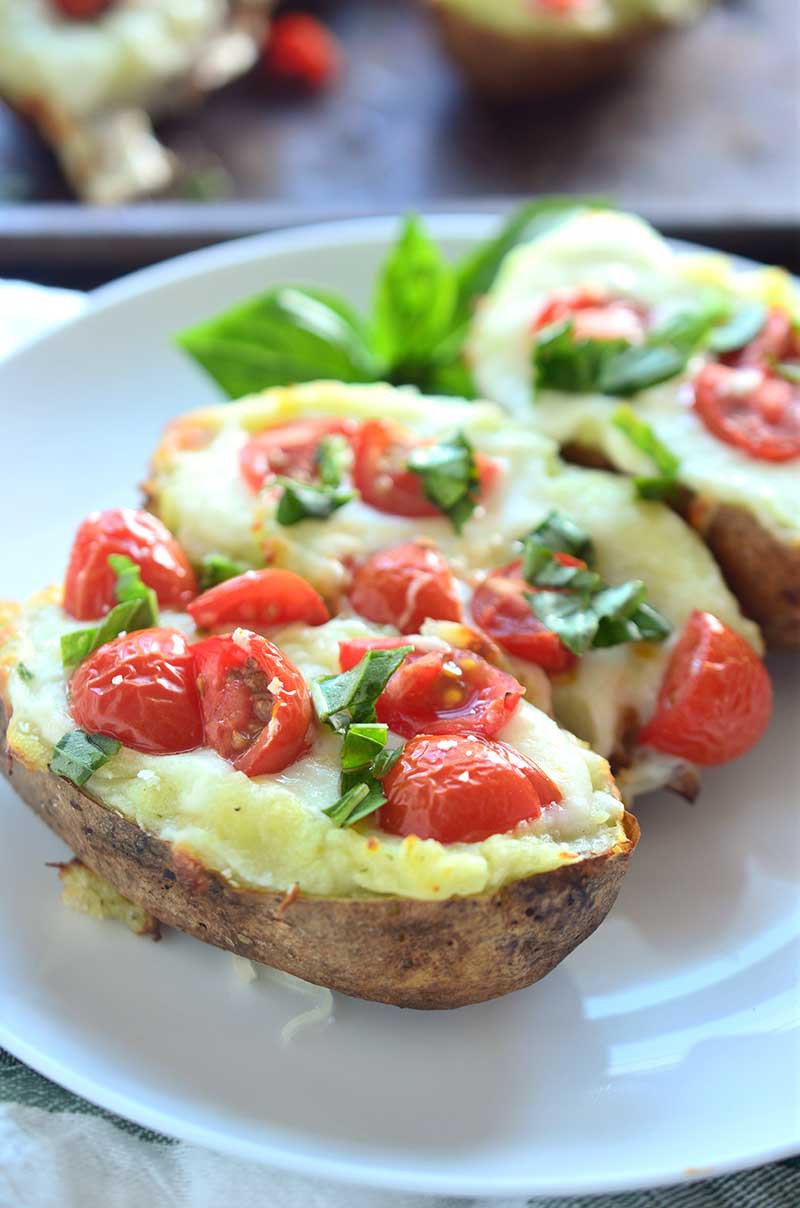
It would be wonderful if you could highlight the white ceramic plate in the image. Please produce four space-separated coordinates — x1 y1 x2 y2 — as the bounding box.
0 216 798 1199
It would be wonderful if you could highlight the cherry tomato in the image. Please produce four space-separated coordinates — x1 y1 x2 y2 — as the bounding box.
52 0 114 19
192 631 312 776
69 628 203 755
533 287 648 345
63 508 197 621
352 420 498 518
188 568 329 631
637 610 772 766
239 417 356 494
470 556 581 673
379 734 561 844
263 14 342 90
693 363 800 462
339 636 413 672
349 541 461 634
376 647 524 739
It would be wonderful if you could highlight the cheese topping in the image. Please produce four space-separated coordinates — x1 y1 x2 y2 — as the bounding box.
469 210 800 542
4 602 625 901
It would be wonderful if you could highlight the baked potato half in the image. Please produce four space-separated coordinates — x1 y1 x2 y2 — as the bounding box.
0 594 637 1010
424 0 710 101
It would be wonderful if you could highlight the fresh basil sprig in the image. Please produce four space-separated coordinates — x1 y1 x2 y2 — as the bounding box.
176 199 602 401
612 404 681 501
61 556 159 669
521 518 671 655
314 653 411 827
50 729 121 787
406 430 479 532
198 553 252 592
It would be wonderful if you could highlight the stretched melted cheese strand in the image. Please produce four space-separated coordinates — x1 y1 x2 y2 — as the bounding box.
469 209 800 543
4 601 623 901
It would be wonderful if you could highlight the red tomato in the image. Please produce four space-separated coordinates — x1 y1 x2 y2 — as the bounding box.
338 636 412 672
693 363 800 462
52 0 113 18
263 14 342 90
63 508 197 621
188 569 329 631
725 307 799 367
349 541 461 634
532 287 648 345
376 648 524 739
192 631 312 776
379 734 561 844
69 628 203 755
470 556 580 673
352 420 498 518
239 417 357 494
637 610 772 766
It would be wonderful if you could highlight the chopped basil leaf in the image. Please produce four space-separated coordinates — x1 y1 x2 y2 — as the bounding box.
522 541 601 592
612 404 681 501
341 723 389 771
50 729 121 787
371 744 403 779
529 510 595 564
707 300 767 355
108 554 159 625
321 693 406 828
533 319 628 394
61 599 145 669
316 434 349 488
312 646 413 732
198 553 251 592
526 590 600 656
275 477 354 526
406 430 479 532
16 662 34 683
776 361 800 385
648 301 728 357
177 286 382 400
597 343 688 396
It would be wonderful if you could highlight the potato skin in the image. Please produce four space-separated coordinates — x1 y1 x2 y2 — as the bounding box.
0 697 637 1010
424 3 667 100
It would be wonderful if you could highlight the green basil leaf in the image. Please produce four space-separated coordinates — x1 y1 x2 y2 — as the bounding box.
108 554 159 625
323 782 373 826
16 662 34 684
533 319 630 394
527 590 600 655
598 343 688 396
707 300 767 355
522 543 601 593
312 646 413 731
50 729 121 787
775 361 800 385
612 404 681 500
177 286 382 400
406 430 479 532
373 215 458 376
591 580 648 622
315 434 350 488
341 723 388 771
371 744 403 779
198 553 252 592
275 477 355 526
60 599 144 669
529 510 595 564
628 601 673 642
648 301 729 357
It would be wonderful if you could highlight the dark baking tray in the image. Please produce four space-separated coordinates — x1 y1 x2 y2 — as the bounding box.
0 0 797 287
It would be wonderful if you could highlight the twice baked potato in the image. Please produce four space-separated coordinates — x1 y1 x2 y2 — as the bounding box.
424 0 711 100
146 380 768 799
0 587 637 1009
468 209 800 647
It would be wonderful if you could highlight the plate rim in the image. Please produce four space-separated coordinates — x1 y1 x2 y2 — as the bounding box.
0 210 797 1197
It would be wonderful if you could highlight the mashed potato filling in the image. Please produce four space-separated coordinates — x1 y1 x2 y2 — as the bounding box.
3 602 626 902
151 381 759 782
469 210 800 543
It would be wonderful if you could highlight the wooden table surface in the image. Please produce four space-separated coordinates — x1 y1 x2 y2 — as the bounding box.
0 0 797 287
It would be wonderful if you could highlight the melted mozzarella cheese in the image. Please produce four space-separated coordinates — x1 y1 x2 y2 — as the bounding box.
469 210 800 542
4 601 624 901
151 381 760 789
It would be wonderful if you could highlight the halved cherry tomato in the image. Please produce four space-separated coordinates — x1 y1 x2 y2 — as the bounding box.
637 610 772 766
188 568 329 631
63 508 197 621
349 541 461 634
693 363 800 462
376 647 523 739
69 628 203 755
263 13 342 90
339 636 413 672
351 420 499 518
192 630 312 775
470 556 581 673
379 734 560 844
52 0 114 19
532 287 648 345
239 417 356 494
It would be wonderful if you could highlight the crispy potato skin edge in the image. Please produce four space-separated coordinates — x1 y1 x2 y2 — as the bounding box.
0 697 637 1009
424 3 668 99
